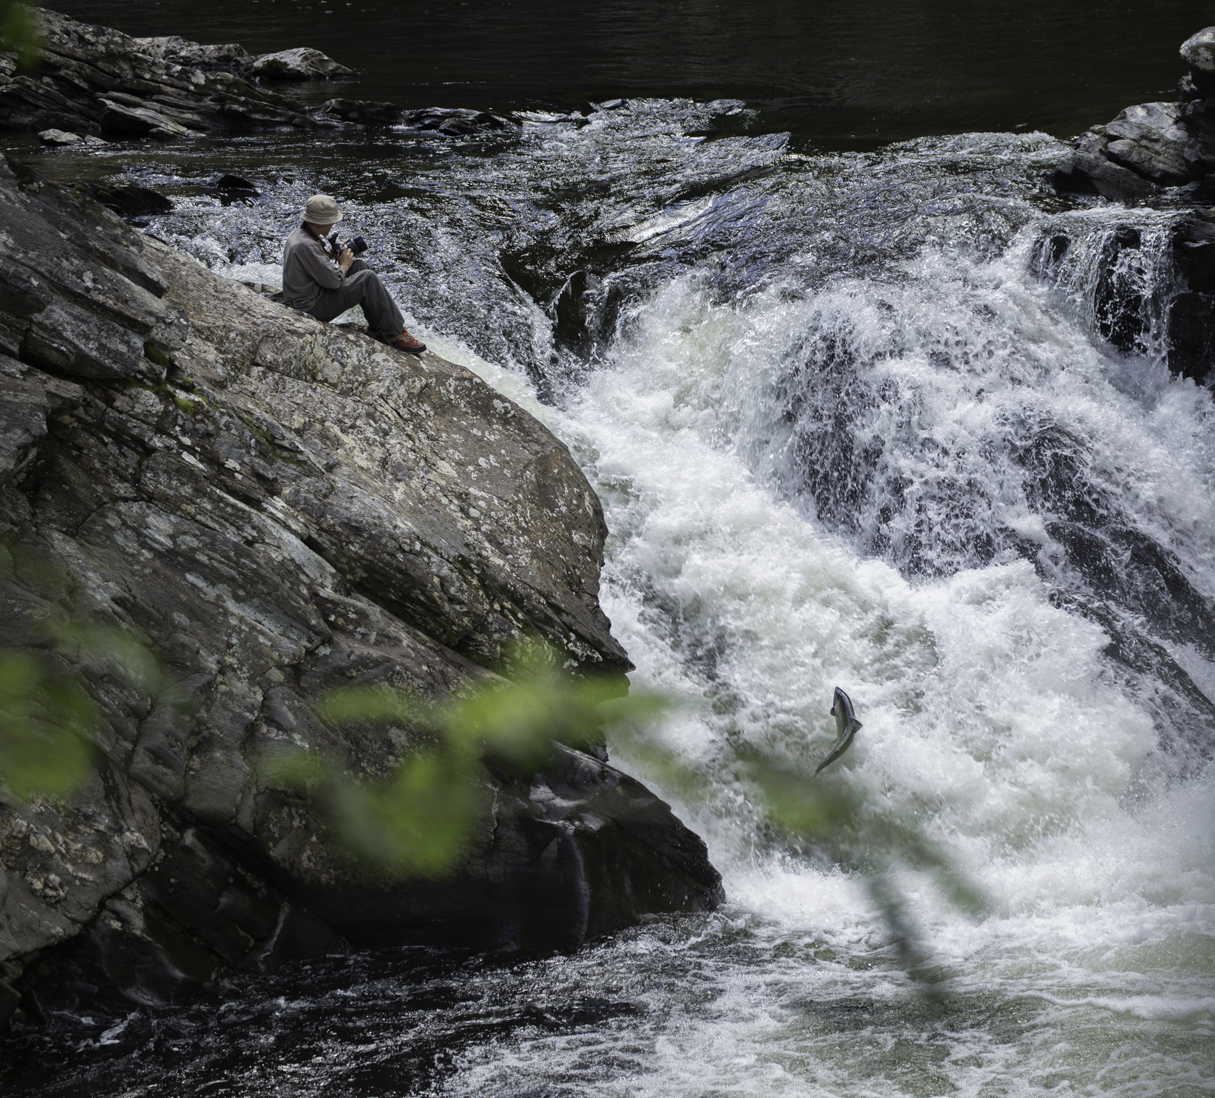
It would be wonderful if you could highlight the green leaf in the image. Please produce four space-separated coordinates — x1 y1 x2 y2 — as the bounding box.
0 2 41 70
0 650 94 803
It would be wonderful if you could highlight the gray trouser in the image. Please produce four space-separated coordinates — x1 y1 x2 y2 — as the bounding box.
307 260 405 335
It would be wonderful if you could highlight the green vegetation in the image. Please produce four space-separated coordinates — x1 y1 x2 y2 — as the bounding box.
269 653 666 875
0 550 164 807
0 1 39 67
0 556 976 988
0 650 93 804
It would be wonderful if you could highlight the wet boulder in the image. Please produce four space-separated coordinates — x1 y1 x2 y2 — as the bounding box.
248 47 354 81
1167 215 1215 381
37 128 83 145
1091 225 1149 353
133 34 252 69
215 173 259 194
320 98 404 126
1051 28 1215 201
97 97 190 139
1180 27 1215 92
1046 28 1215 383
86 181 174 219
1166 292 1215 382
402 106 515 135
1172 214 1215 291
1102 102 1190 185
1050 129 1160 202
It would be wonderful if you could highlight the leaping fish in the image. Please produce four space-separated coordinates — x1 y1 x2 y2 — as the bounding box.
814 687 862 775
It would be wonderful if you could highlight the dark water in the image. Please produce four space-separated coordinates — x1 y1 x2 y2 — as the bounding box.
50 0 1215 142
5 3 1215 1095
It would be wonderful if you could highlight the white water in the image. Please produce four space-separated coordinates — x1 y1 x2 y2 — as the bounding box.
58 120 1215 1096
431 240 1215 1095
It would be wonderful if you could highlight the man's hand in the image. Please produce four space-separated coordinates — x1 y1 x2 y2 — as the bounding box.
338 245 354 273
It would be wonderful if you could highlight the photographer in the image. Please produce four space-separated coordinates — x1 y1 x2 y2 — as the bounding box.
282 194 426 353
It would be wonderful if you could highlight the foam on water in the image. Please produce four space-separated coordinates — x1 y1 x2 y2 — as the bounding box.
191 175 1215 1098
507 234 1215 1095
19 115 1213 1098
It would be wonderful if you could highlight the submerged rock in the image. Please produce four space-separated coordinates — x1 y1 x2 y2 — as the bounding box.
86 181 174 218
214 172 259 194
320 97 404 126
402 106 514 135
36 127 83 145
0 159 722 1026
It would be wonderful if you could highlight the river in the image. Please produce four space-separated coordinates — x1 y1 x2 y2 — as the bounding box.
3 3 1214 1095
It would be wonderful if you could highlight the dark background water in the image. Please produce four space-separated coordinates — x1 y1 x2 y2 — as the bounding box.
50 0 1215 144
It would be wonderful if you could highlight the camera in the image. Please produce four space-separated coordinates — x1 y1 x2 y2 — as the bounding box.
327 231 368 259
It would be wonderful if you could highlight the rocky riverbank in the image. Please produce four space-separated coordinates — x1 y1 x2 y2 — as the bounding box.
1049 27 1215 384
0 7 511 142
0 151 722 1031
1052 28 1215 204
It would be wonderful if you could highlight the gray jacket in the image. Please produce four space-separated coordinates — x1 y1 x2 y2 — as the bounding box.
281 224 343 311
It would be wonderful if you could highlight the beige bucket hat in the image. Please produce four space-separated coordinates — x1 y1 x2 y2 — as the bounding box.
303 194 342 224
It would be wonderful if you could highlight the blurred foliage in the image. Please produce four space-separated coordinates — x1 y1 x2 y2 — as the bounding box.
293 649 983 994
612 708 989 997
0 1 39 68
0 650 94 804
743 748 988 995
0 547 166 807
269 651 667 876
0 536 980 993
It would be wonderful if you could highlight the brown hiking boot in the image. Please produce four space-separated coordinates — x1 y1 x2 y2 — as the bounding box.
387 330 426 353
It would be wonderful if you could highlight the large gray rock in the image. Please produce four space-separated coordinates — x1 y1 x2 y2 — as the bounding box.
249 47 353 81
37 128 84 145
1052 129 1160 203
1047 28 1215 383
0 159 721 1025
133 35 252 69
1051 29 1215 200
1 9 519 144
0 9 373 139
1103 102 1191 184
1181 27 1215 90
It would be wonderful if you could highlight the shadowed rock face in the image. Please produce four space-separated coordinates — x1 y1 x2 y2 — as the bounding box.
0 158 722 1028
0 8 326 138
1052 27 1215 204
1047 28 1215 386
0 8 515 141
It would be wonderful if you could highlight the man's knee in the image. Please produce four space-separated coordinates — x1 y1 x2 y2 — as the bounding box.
344 268 383 301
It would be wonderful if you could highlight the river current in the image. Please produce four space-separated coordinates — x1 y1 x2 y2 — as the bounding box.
4 24 1215 1097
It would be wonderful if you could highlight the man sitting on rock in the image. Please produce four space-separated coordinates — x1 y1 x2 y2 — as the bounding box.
282 194 426 353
